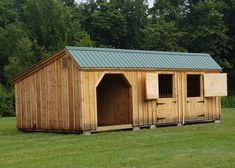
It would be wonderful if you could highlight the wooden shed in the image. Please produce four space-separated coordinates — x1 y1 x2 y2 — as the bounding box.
11 47 227 133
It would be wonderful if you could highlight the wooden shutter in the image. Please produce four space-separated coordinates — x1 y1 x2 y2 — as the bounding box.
145 73 159 100
204 73 227 97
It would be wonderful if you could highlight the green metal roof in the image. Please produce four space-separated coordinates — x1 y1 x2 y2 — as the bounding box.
66 46 222 70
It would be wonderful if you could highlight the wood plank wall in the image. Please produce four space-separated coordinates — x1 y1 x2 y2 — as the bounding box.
15 54 82 131
15 64 221 132
80 70 221 131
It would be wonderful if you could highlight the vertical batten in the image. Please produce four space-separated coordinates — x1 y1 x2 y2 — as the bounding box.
40 67 46 129
36 70 41 129
137 72 143 125
89 71 96 130
62 58 69 130
132 72 138 126
32 74 37 129
68 58 74 130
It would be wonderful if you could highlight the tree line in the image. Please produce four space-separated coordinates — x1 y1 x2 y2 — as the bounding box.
0 0 235 116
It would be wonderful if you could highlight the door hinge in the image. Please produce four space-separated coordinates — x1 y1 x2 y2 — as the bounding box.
197 100 204 103
157 117 166 120
156 102 165 106
198 114 205 117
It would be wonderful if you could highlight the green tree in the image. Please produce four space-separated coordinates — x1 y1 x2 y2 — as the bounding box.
0 85 15 117
0 22 33 83
223 0 235 94
183 0 232 69
142 19 185 51
142 0 186 51
22 0 92 53
111 0 148 49
79 1 127 47
4 37 34 80
0 0 18 27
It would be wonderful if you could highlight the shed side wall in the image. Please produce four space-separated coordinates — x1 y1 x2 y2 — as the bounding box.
80 70 221 131
15 55 82 131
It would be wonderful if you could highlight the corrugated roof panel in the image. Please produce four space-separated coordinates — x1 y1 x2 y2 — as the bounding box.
66 46 222 70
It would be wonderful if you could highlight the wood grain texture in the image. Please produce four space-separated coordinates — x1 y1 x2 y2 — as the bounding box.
204 73 227 97
145 73 159 100
15 54 82 131
14 62 223 132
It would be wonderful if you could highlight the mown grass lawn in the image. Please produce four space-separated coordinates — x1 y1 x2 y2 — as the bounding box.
0 109 235 168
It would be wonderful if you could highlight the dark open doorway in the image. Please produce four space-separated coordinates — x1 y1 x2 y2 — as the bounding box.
187 74 201 97
97 74 132 126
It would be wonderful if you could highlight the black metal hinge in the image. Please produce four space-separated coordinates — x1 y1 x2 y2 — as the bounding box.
156 102 165 106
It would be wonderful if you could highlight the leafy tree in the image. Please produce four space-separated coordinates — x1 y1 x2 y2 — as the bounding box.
22 0 68 52
22 0 92 53
223 0 235 61
0 0 18 27
143 0 186 51
0 22 33 84
0 85 15 117
4 37 34 80
81 1 127 47
182 0 232 69
142 19 185 51
111 0 148 49
151 0 188 24
223 0 235 94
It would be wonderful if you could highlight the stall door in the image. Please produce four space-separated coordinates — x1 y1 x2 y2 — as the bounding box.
184 74 208 122
145 73 179 125
156 74 178 124
184 73 227 122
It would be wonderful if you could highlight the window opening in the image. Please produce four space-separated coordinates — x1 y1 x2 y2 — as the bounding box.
187 74 201 97
159 74 173 98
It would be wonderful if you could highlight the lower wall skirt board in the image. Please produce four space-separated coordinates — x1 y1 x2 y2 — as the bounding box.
18 119 218 134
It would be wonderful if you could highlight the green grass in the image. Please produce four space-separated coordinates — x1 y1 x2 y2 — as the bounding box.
0 109 235 168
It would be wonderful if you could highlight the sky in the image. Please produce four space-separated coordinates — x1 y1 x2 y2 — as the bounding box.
75 0 154 8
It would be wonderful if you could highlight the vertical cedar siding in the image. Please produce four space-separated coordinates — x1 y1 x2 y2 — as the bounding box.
15 52 82 131
80 70 221 131
14 61 221 131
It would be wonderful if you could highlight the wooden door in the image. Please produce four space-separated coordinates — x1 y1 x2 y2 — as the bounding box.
184 73 208 122
156 73 179 124
156 98 178 124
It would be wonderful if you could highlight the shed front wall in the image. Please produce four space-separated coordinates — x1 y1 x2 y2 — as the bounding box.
80 70 221 131
15 54 82 131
